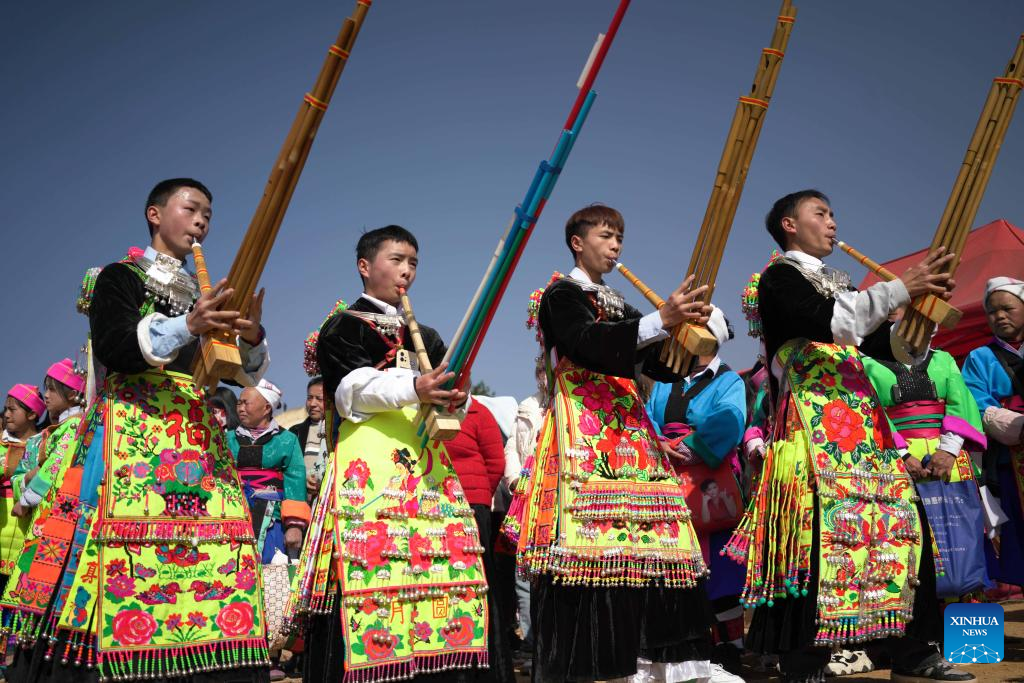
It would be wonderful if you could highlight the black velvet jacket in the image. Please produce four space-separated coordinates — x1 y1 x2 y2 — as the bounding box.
538 277 683 383
758 261 897 400
89 261 199 375
316 296 446 401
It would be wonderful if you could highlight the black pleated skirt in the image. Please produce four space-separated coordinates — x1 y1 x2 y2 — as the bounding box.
531 576 714 682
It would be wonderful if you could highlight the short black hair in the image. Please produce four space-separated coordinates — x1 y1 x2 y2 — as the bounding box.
765 189 830 249
145 178 213 235
565 204 624 258
356 225 419 263
307 376 324 391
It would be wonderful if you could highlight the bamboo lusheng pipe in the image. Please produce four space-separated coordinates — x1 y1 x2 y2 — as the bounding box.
835 241 897 282
398 288 433 376
614 262 664 309
898 33 1024 354
399 288 461 442
191 242 244 388
190 0 371 386
223 0 372 318
662 0 797 373
836 239 963 331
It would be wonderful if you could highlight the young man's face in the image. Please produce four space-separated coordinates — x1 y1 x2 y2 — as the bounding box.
571 222 622 277
986 291 1024 343
148 187 211 260
358 239 418 305
306 382 324 422
782 197 836 258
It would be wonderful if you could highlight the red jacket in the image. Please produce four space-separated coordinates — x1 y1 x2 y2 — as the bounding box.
445 401 505 506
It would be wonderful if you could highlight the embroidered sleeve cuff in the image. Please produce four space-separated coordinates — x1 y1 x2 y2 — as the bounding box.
637 311 670 348
941 414 987 451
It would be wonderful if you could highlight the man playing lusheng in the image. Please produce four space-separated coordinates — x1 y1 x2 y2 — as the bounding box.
731 189 973 683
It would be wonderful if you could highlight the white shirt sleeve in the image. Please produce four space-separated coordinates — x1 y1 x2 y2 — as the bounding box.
238 335 270 384
335 366 420 423
637 310 669 349
139 313 195 366
937 432 965 455
830 279 910 346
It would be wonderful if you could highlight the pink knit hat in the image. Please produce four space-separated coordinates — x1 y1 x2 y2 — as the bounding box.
46 358 85 394
8 384 45 418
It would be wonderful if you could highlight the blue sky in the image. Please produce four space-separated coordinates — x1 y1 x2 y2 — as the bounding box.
3 1 1023 408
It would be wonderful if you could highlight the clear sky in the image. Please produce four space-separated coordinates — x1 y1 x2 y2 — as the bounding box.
3 1 1023 408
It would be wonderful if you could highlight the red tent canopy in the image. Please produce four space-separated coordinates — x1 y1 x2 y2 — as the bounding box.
859 219 1024 363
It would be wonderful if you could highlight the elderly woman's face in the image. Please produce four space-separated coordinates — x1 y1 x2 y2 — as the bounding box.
237 388 271 429
987 291 1024 343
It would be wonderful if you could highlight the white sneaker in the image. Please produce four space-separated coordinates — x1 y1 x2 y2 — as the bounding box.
826 649 874 676
707 662 746 682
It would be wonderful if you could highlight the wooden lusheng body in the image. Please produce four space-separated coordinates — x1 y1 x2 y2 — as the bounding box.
896 34 1024 357
662 0 797 374
191 0 373 388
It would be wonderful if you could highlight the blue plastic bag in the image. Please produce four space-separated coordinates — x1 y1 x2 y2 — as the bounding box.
916 479 991 597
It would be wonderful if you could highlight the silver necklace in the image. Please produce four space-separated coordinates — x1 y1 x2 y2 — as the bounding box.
134 253 199 316
781 256 851 299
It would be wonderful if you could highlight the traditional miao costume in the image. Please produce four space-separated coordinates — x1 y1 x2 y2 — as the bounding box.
728 251 943 682
862 350 988 588
0 385 47 593
1 361 87 649
288 295 491 683
961 276 1024 588
504 269 712 683
227 411 310 563
645 331 748 659
4 246 272 683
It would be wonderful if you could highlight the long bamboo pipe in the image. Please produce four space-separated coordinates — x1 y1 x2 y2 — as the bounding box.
898 34 1024 353
663 0 796 373
399 288 461 442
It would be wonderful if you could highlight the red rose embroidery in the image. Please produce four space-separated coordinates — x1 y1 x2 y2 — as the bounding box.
361 521 395 569
344 459 371 487
215 602 255 637
360 597 378 615
111 609 158 646
361 628 396 660
820 399 866 453
445 524 473 566
409 533 434 571
441 476 460 502
441 616 476 648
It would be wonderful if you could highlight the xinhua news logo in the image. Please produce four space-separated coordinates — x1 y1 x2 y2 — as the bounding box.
943 603 1004 664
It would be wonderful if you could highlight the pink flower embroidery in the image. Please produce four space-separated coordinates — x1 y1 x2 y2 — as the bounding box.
578 410 602 436
573 380 615 415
